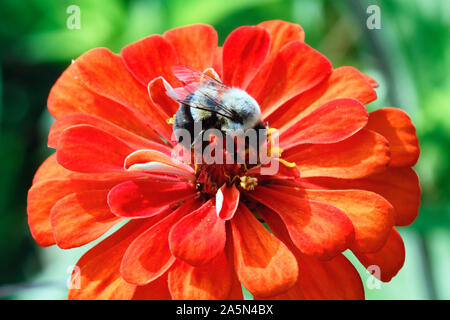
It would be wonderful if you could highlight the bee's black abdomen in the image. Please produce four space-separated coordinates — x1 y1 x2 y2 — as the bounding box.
173 103 195 148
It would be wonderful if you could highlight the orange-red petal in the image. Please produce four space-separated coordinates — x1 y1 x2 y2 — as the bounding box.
258 206 364 299
248 187 354 259
68 220 153 300
121 35 179 86
50 189 121 249
212 47 223 77
284 129 390 179
222 26 271 89
304 167 421 226
362 73 379 88
265 252 364 300
48 113 170 154
107 180 195 218
267 66 377 129
279 98 368 147
131 274 172 300
366 107 420 167
27 161 138 246
120 200 199 285
32 153 68 185
148 77 180 118
216 183 240 220
73 48 172 141
248 41 332 117
300 188 395 253
353 228 405 282
230 204 298 297
56 124 135 173
168 251 233 300
163 24 218 71
258 20 305 56
47 63 161 143
169 200 226 266
124 149 194 176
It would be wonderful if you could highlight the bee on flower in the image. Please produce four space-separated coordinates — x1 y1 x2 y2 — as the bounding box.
27 20 420 300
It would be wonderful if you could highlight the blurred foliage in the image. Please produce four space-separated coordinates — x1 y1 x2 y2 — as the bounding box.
0 0 449 299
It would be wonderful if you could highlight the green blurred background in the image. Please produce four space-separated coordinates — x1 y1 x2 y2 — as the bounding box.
0 0 449 300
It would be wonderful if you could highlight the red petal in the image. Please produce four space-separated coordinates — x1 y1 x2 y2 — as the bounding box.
258 20 305 57
27 163 137 247
247 41 332 117
131 274 171 300
247 158 300 182
267 66 377 129
121 35 179 86
56 124 135 173
120 199 199 285
163 24 218 71
224 239 244 299
366 107 419 167
168 251 233 300
362 73 379 88
284 129 390 179
48 113 171 154
47 63 161 143
257 253 364 300
285 253 364 300
50 189 121 249
248 187 354 259
304 167 421 226
169 200 226 266
212 47 223 77
222 26 270 89
280 98 368 147
107 180 195 218
124 149 194 177
68 220 154 300
73 48 172 141
32 153 67 185
258 206 364 299
148 77 179 118
216 184 240 220
353 228 405 282
230 204 298 297
297 187 395 253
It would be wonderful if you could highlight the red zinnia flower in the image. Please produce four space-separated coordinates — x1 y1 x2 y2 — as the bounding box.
27 20 420 300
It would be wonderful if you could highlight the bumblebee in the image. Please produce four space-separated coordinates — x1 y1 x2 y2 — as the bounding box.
163 65 266 149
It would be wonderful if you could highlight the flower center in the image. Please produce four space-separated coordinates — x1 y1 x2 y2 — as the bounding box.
191 127 296 198
195 163 247 196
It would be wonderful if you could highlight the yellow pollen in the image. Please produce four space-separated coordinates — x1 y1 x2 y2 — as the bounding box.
240 176 258 191
166 115 175 125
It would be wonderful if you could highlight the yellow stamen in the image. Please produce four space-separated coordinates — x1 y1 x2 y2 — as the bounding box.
267 128 278 135
240 176 258 191
279 158 297 168
265 126 295 167
269 147 284 157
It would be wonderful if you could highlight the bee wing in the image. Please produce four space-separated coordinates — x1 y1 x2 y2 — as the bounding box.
162 77 191 102
168 66 236 119
172 65 229 93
